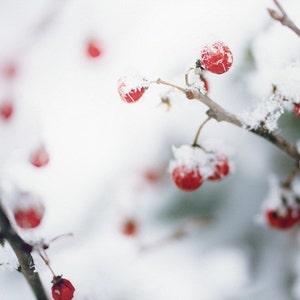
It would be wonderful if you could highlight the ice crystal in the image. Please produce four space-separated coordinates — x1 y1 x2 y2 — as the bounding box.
241 93 284 132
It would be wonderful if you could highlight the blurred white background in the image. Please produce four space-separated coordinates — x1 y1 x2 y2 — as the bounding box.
1 0 300 299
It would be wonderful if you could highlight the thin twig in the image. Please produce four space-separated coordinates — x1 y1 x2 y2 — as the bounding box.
267 0 300 37
154 79 300 161
192 116 211 147
281 164 299 189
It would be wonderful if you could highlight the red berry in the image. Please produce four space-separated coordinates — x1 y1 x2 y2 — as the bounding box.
208 156 230 181
30 146 50 168
172 165 203 191
86 41 102 58
118 79 146 103
14 203 45 229
200 41 233 74
0 101 14 120
293 103 300 117
122 219 138 236
52 276 75 300
265 208 296 230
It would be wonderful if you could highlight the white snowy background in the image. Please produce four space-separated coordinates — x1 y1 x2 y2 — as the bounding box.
1 0 300 299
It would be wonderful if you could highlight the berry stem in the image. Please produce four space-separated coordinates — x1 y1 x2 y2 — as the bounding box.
155 78 186 93
38 251 56 277
192 116 211 147
281 165 299 189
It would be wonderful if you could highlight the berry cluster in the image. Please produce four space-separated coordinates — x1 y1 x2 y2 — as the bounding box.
262 177 300 230
265 207 299 230
169 144 231 192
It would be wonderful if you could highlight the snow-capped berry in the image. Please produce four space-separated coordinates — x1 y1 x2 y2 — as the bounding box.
265 208 297 230
122 219 138 236
0 100 14 120
30 146 50 168
117 76 147 103
200 41 233 74
52 276 75 300
208 156 230 181
13 202 45 229
172 165 203 191
293 103 300 117
86 41 102 58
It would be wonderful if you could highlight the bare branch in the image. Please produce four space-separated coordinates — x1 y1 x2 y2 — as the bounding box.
268 0 300 37
0 202 49 300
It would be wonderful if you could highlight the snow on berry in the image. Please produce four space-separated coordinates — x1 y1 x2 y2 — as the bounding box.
30 145 50 168
200 41 233 74
12 191 45 229
52 276 75 300
259 176 300 230
169 144 224 191
207 155 230 181
273 64 300 104
0 100 14 121
117 75 148 103
171 165 203 191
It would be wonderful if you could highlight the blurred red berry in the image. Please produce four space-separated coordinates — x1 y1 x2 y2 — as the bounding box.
52 276 75 300
143 168 163 184
118 79 146 103
3 62 17 79
293 103 300 117
208 156 230 181
30 146 50 168
200 41 233 74
265 208 297 230
14 203 45 229
86 41 102 58
122 219 138 236
0 101 14 120
172 165 203 191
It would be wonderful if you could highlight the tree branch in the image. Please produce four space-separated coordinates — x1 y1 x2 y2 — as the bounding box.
267 0 300 37
0 202 49 300
187 90 300 161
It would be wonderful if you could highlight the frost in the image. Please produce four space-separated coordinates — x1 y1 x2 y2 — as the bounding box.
169 141 233 179
241 93 284 132
273 64 300 103
0 242 19 271
117 74 149 95
185 71 207 95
